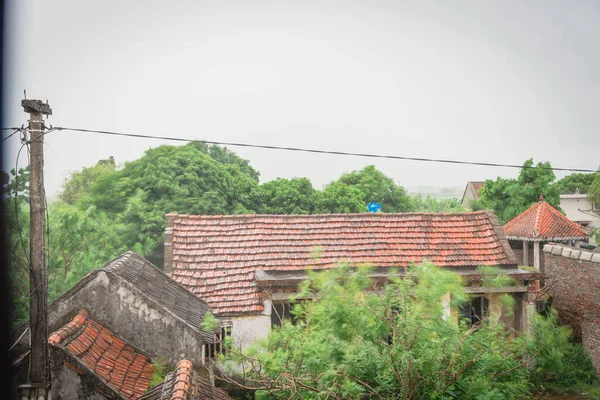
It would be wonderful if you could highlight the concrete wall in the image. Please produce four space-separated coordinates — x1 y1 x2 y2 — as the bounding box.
231 315 271 351
49 271 206 366
50 346 116 400
543 244 600 377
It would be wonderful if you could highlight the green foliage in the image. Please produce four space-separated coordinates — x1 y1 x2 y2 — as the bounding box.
411 195 465 212
333 165 414 212
255 178 316 214
59 156 116 204
201 312 219 332
528 309 597 390
589 170 600 206
221 262 531 400
553 172 597 195
480 159 561 224
149 357 174 387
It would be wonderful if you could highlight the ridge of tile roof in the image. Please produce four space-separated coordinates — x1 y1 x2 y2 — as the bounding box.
49 309 154 400
139 360 231 400
49 309 89 345
168 211 517 315
45 252 214 342
170 360 194 400
503 200 589 241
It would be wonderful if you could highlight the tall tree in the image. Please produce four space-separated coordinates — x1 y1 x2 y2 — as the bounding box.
553 172 597 195
480 159 561 224
333 165 414 212
59 156 116 205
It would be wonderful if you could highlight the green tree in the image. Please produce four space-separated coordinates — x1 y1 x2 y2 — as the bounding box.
312 182 365 214
256 178 316 214
59 156 116 204
480 159 561 224
218 262 532 399
553 173 597 195
588 170 600 205
333 165 414 212
3 167 32 330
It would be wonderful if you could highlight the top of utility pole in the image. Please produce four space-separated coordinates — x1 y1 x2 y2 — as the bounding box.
21 99 52 115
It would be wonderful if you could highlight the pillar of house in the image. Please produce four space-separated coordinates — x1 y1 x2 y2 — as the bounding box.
574 240 581 248
522 241 529 266
533 241 540 271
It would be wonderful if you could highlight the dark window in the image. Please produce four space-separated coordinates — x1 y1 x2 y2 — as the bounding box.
271 303 292 327
207 325 232 358
459 296 489 327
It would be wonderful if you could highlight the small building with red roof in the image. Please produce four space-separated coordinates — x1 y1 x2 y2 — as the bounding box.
503 196 589 271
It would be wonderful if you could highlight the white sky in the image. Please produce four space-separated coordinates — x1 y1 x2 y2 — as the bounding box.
3 0 600 198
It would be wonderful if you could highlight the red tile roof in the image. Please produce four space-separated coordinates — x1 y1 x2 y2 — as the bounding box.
503 200 589 241
139 359 231 400
168 211 516 316
49 309 154 400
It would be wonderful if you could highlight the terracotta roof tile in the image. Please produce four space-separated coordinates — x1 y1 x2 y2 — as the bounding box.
139 359 232 400
503 200 588 241
48 309 154 400
169 211 516 315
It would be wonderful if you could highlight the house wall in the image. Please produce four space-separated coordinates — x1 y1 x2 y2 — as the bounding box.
560 195 599 245
543 244 600 377
50 346 116 400
48 271 206 366
231 315 271 351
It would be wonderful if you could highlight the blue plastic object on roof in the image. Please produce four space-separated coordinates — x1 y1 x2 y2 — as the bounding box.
367 202 382 213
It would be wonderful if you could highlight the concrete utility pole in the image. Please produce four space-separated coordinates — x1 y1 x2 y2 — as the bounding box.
21 99 52 399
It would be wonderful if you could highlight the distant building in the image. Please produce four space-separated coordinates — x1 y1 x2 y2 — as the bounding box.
560 192 599 246
460 181 485 209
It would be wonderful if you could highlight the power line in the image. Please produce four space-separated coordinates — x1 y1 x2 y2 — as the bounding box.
2 128 23 142
48 126 598 173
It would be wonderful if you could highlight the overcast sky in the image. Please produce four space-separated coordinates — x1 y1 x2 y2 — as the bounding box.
3 0 600 198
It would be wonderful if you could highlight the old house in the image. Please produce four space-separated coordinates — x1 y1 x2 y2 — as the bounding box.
12 252 228 400
164 211 541 349
460 181 485 209
503 197 589 273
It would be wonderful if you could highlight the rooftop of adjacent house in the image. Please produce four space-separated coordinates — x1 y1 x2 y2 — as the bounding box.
49 309 153 400
52 252 214 342
461 181 486 203
139 360 231 400
167 211 517 315
503 198 589 241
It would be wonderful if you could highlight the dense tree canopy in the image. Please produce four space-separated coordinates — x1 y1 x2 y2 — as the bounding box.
334 165 413 213
214 263 593 399
553 172 597 195
480 159 561 224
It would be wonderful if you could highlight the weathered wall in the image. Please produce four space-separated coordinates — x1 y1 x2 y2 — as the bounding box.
231 315 271 351
48 271 205 366
50 346 116 400
543 244 600 377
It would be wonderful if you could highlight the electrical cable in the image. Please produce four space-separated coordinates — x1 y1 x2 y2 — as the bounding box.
50 126 598 173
